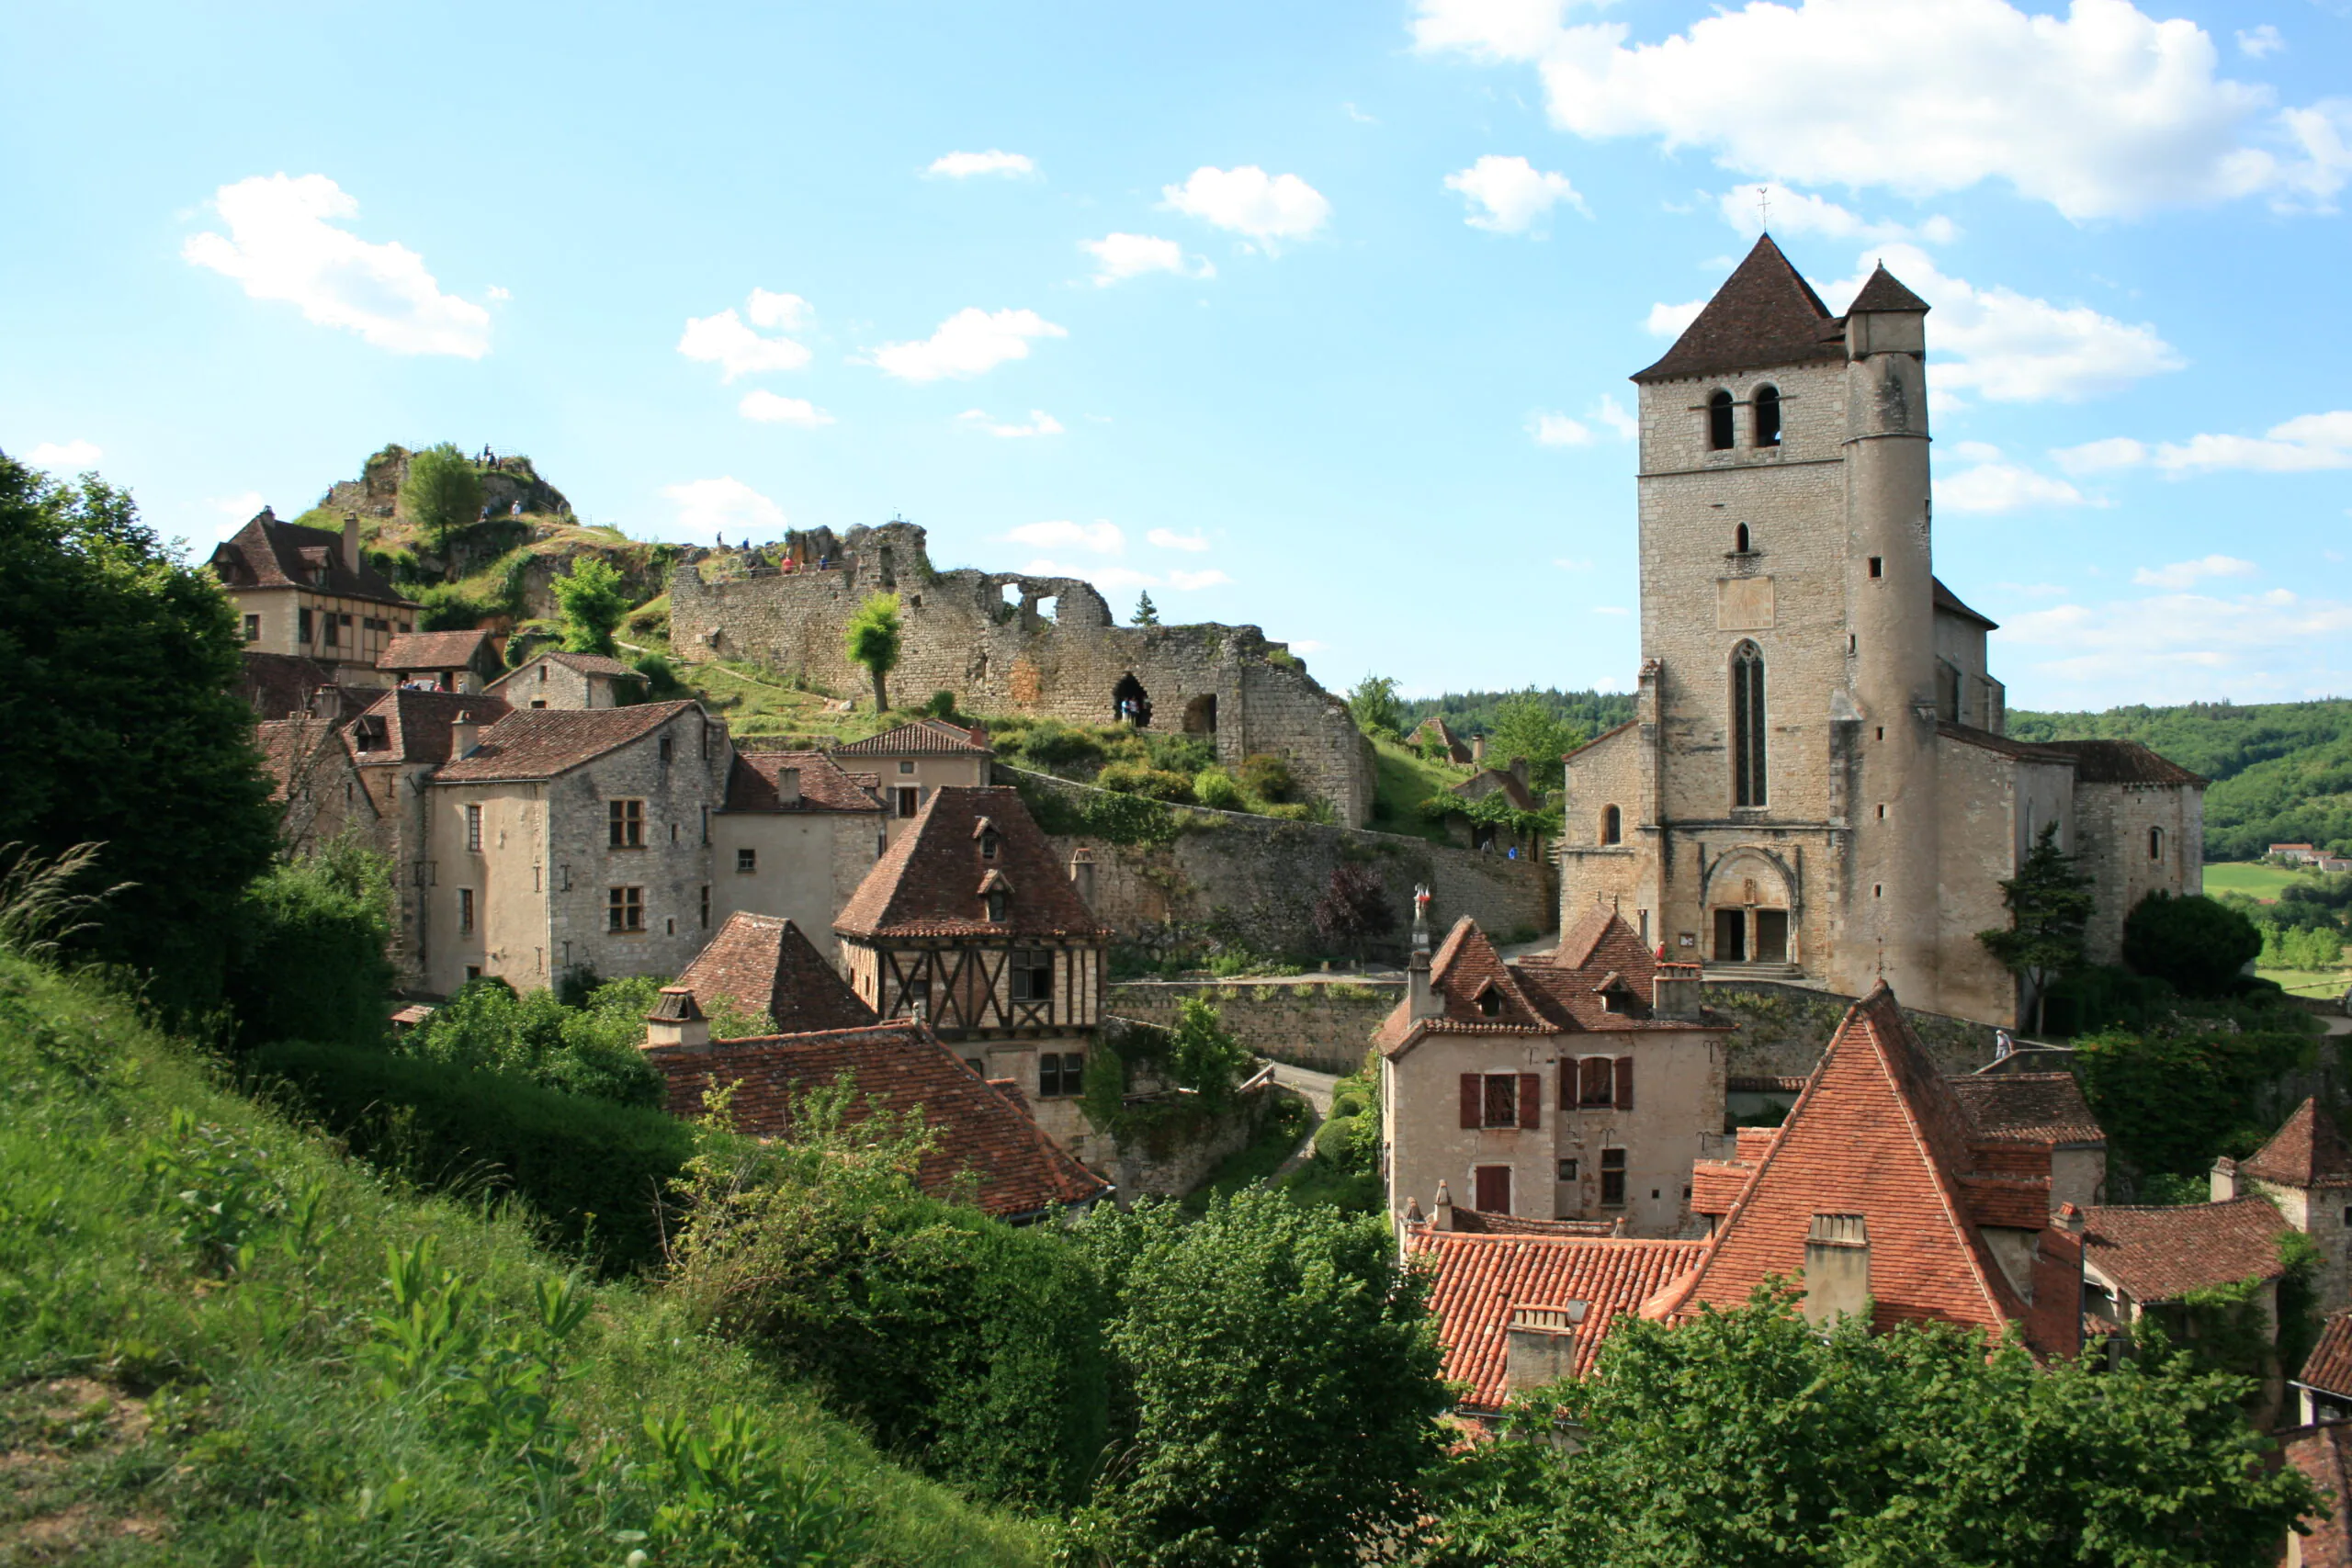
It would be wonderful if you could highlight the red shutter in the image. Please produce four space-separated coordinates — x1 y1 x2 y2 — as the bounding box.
1460 1074 1481 1129
1520 1073 1542 1130
1615 1055 1635 1112
1558 1058 1573 1110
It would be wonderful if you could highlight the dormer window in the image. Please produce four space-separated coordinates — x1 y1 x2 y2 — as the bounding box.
981 829 1001 859
985 888 1009 922
1753 384 1781 447
1476 986 1501 1018
1707 389 1736 450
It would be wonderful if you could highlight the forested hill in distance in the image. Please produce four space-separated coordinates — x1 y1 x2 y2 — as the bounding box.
1399 689 1637 745
2009 701 2352 861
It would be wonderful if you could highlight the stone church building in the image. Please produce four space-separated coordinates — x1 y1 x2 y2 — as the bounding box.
1555 236 2203 1028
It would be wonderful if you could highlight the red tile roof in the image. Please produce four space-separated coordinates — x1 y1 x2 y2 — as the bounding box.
1408 717 1473 764
1938 724 2205 788
2299 1311 2352 1400
2245 1099 2352 1190
1632 234 1846 384
1377 913 1721 1056
1406 1228 1708 1411
2080 1199 2291 1304
237 651 378 722
831 717 994 757
1848 262 1930 314
2282 1424 2352 1568
1948 1073 2105 1145
676 914 877 1034
379 628 494 671
430 701 697 783
255 716 371 812
1452 768 1537 812
346 688 513 766
644 1021 1110 1218
724 751 882 814
834 786 1109 941
209 510 411 604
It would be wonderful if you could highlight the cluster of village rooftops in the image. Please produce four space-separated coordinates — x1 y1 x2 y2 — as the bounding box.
219 236 2352 1552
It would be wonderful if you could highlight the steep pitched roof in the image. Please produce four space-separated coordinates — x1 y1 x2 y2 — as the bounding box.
1932 578 1998 630
725 751 883 814
2080 1199 2291 1303
676 914 878 1034
431 701 697 784
347 688 513 766
1848 262 1931 314
2031 739 2208 787
1633 234 1845 385
379 629 494 671
643 1021 1111 1218
1948 1073 2105 1146
237 651 377 724
1409 716 1474 763
209 510 410 604
255 716 371 813
831 717 994 757
1452 768 1537 812
2244 1099 2352 1190
2298 1310 2352 1400
1405 1229 1708 1410
834 785 1108 941
1377 912 1714 1055
2282 1424 2352 1568
1648 986 2041 1345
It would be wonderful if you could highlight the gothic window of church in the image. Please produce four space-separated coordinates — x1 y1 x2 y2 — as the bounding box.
1753 384 1781 446
1600 804 1623 845
1707 389 1736 450
1731 642 1768 807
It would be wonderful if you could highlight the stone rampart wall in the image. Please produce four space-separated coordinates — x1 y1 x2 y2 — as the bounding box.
1109 978 1401 1074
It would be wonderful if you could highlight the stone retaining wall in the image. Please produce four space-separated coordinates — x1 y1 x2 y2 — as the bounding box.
1110 978 1401 1074
1702 979 2000 1081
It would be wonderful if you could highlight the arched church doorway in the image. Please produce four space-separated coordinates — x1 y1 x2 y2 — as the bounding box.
1113 673 1152 728
1705 853 1794 966
1182 694 1216 734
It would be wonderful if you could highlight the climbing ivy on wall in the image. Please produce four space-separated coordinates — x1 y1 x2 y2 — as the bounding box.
1012 771 1183 848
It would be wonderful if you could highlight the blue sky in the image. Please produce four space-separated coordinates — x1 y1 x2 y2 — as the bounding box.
6 0 2349 710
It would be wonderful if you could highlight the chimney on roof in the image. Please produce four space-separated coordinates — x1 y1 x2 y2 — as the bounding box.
1408 950 1441 1023
1652 962 1703 1020
1069 846 1097 908
1431 1179 1455 1231
1471 734 1487 764
341 513 361 574
778 767 801 806
1802 1213 1871 1329
2210 1155 2240 1203
643 987 709 1050
449 714 481 760
1506 1303 1589 1395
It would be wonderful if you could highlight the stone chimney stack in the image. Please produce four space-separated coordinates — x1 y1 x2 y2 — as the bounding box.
1408 950 1442 1021
2210 1156 2240 1202
1471 734 1487 764
1802 1213 1871 1328
1652 961 1702 1020
1431 1179 1456 1231
1505 1303 1588 1394
1068 847 1098 908
341 513 362 574
778 767 802 807
643 987 709 1050
449 714 480 760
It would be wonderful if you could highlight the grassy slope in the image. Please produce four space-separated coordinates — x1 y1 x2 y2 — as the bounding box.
1366 737 1474 846
2203 861 2312 901
0 956 1046 1567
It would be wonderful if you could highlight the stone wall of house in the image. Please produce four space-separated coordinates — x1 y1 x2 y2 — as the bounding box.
669 520 1377 825
1010 768 1555 965
2072 780 2206 964
1107 977 1402 1074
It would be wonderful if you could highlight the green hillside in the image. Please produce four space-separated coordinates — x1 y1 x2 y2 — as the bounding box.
2008 700 2352 860
1399 687 1636 742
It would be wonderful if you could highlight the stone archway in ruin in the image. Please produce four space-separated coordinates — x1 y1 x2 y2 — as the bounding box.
1113 672 1152 728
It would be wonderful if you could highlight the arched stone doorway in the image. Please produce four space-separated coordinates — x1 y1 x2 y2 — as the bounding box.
1701 848 1797 965
1113 673 1152 728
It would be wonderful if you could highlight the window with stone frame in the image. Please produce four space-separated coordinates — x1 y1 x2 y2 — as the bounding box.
606 886 643 933
243 614 260 643
1039 1051 1085 1098
458 887 476 935
1708 389 1736 450
608 798 644 849
737 847 757 874
465 804 482 852
1752 384 1781 446
1577 1055 1616 1108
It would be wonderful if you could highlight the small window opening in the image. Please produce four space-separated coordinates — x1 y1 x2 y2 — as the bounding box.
1476 986 1501 1018
1600 1148 1627 1207
2149 826 2165 862
1707 389 1735 450
1558 1158 1578 1181
1868 556 1883 579
1753 384 1781 446
985 888 1009 922
981 829 1001 859
1876 804 1886 819
737 848 757 874
1600 804 1623 845
1483 1073 1520 1128
659 737 673 763
1734 523 1751 554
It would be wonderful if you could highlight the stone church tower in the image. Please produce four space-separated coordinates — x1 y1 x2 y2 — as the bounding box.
1555 235 2204 1028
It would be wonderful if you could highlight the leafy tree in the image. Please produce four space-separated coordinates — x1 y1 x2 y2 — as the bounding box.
1237 751 1297 804
0 455 278 1017
551 555 631 656
1167 997 1251 1109
401 974 664 1107
1487 693 1587 783
1348 673 1405 738
1133 591 1159 626
398 442 484 571
2125 891 2264 997
2073 1023 2310 1180
1976 822 2098 1033
223 832 396 1049
1072 1190 1448 1565
844 592 903 713
1312 861 1396 963
1422 1284 2317 1568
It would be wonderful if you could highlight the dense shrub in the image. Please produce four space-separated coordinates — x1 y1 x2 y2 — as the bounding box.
224 839 397 1050
1238 752 1298 803
1193 766 1243 810
402 975 665 1108
2122 891 2264 997
247 1038 694 1271
1097 761 1196 803
1012 718 1108 770
2074 1024 2312 1180
2039 962 2174 1036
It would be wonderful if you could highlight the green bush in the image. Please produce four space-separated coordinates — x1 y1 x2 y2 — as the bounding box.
246 1038 694 1272
1097 761 1196 803
411 581 495 633
1330 1091 1366 1121
1261 802 1316 822
1141 733 1217 775
1238 752 1298 803
224 842 396 1050
2074 1024 2312 1179
2123 891 2264 997
1193 766 1243 810
1312 1115 1357 1165
632 650 685 698
402 975 665 1108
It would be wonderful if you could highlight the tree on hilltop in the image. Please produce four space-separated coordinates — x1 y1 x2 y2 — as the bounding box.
552 556 630 658
1132 591 1159 626
399 442 483 576
845 592 904 713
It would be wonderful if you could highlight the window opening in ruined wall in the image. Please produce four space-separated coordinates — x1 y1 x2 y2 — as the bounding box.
1730 641 1767 808
1182 694 1217 734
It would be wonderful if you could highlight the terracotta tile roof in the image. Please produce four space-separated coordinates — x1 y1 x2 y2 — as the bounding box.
379 629 493 670
431 701 696 783
1948 1073 2105 1145
208 510 411 604
254 716 358 806
2299 1311 2352 1399
830 717 994 757
1436 1209 1619 1237
237 651 378 722
1727 1075 1809 1094
1632 234 1846 384
1409 717 1473 764
482 650 649 695
1690 1160 1753 1217
346 688 513 766
2245 1100 2352 1190
833 785 1109 941
1648 986 2058 1349
1932 577 1997 630
1406 1228 1708 1410
1848 262 1930 314
724 751 882 814
1452 768 1537 812
2081 1198 2291 1304
1377 912 1720 1055
2031 739 2208 787
645 1021 1111 1218
2282 1423 2352 1568
677 914 878 1034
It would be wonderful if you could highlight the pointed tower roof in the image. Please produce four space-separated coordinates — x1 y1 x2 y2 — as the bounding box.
2243 1099 2352 1190
834 785 1109 941
1847 261 1931 314
1633 233 1844 385
676 913 878 1034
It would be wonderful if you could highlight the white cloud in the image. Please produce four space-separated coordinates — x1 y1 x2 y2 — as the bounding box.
2000 585 2352 703
1344 102 1378 123
1412 0 2352 219
1161 166 1332 245
486 285 511 301
2237 24 2283 57
1714 182 1956 244
1529 412 1592 446
869 308 1066 382
2132 554 2260 588
26 439 102 469
1445 154 1586 232
208 489 266 519
2055 412 2352 474
677 297 813 381
957 409 1065 438
1165 569 1232 591
1288 639 1327 654
1593 394 1638 441
1147 528 1210 552
2052 436 2150 474
1008 520 1124 554
1081 232 1215 286
1937 446 2093 513
927 150 1035 178
182 174 492 356
738 390 835 426
1645 299 1705 337
664 477 786 538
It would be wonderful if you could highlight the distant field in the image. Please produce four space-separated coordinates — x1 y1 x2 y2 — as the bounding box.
2204 861 2312 901
2258 966 2352 998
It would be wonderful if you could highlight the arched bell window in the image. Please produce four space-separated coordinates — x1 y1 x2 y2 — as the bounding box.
1600 804 1623 845
1753 384 1781 447
1707 389 1736 451
1730 641 1767 808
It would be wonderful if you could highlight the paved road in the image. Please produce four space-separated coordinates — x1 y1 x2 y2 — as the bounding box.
1263 1059 1341 1119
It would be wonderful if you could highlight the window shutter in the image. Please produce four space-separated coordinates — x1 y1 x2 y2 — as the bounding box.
1460 1074 1481 1129
1519 1073 1542 1130
1615 1055 1635 1112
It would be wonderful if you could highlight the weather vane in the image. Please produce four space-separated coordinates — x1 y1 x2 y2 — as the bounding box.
1756 185 1772 230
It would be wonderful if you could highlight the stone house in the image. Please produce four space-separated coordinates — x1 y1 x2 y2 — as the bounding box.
711 751 886 965
2216 1100 2352 1314
485 649 649 710
1409 716 1475 765
256 713 379 856
2292 1311 2352 1427
379 628 503 693
1378 907 1732 1236
210 509 414 685
2076 1198 2293 1357
829 718 994 843
1445 760 1546 860
238 651 379 725
1552 234 2204 1028
834 784 1112 1155
345 687 514 980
